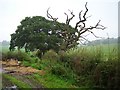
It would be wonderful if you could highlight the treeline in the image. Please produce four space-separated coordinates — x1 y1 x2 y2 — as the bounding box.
0 40 10 46
87 37 120 45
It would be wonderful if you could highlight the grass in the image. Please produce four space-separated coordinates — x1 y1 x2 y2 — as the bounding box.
79 43 118 61
2 73 77 89
32 73 76 88
86 43 118 55
0 45 9 53
0 45 25 53
2 74 32 89
31 73 94 89
0 73 2 89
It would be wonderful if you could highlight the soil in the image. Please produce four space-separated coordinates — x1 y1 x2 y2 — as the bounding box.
1 59 45 88
1 59 45 75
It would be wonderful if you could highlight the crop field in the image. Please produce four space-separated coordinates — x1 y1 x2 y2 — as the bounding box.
0 43 118 53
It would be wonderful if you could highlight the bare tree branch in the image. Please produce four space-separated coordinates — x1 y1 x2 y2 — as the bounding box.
83 2 88 20
47 8 58 21
87 30 102 38
80 40 85 45
64 9 75 25
75 2 88 29
46 2 106 50
64 12 69 24
86 15 92 19
47 8 65 32
80 36 91 43
80 20 106 35
79 10 83 21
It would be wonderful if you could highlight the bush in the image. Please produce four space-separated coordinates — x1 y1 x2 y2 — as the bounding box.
17 51 31 61
51 64 67 76
93 60 120 88
22 61 31 67
2 51 17 60
42 50 60 61
74 75 94 87
34 49 43 58
2 51 33 61
50 62 76 82
64 47 103 76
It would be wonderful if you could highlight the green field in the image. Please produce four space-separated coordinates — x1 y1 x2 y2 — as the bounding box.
85 44 118 59
0 45 9 53
0 43 118 53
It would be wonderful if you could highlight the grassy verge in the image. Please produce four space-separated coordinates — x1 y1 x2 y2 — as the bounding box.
30 73 76 88
2 74 31 89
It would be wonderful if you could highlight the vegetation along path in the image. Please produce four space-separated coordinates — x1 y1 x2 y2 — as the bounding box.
1 59 45 89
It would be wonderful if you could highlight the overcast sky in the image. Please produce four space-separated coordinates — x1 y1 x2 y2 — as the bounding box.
0 0 119 42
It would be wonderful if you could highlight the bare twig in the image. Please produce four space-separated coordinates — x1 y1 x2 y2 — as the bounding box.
47 8 58 21
75 2 88 29
46 2 106 49
80 36 91 43
87 30 102 38
80 20 106 35
64 9 75 25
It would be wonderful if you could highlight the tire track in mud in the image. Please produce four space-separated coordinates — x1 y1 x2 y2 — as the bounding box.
1 59 44 88
12 74 43 88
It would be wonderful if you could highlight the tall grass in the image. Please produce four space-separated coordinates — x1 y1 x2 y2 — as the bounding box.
63 44 119 88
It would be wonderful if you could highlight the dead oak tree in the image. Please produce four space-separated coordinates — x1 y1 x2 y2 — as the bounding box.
47 2 106 50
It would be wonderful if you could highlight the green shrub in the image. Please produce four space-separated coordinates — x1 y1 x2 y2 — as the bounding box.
42 49 60 61
93 60 120 88
2 51 17 60
51 64 66 76
74 75 94 87
16 51 31 61
50 62 76 82
2 51 36 62
22 61 31 67
35 49 42 58
64 47 103 76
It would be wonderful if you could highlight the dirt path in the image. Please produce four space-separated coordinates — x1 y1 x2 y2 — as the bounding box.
1 59 45 75
1 59 45 88
11 74 43 88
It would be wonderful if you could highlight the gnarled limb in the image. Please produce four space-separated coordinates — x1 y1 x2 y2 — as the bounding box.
47 8 58 21
46 2 106 50
64 9 75 25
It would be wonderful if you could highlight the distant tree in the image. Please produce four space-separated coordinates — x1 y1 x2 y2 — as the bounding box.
1 40 10 46
86 38 118 45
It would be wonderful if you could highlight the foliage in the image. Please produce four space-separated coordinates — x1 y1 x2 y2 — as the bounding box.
64 47 102 75
2 51 31 61
32 73 76 88
9 16 70 54
93 60 120 88
57 45 119 88
42 49 60 61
